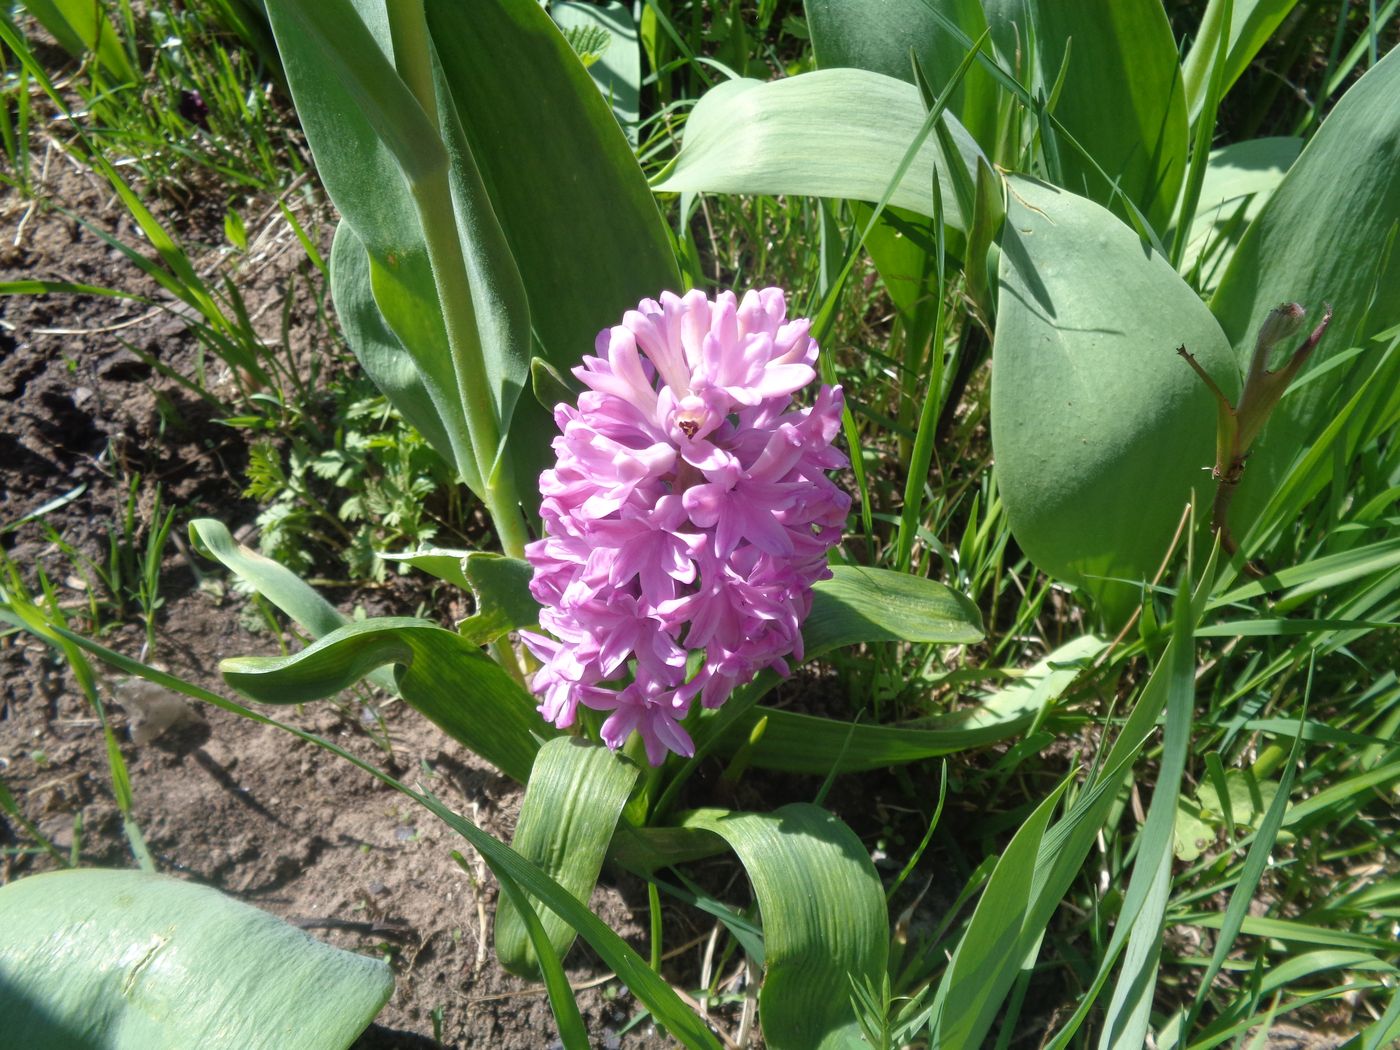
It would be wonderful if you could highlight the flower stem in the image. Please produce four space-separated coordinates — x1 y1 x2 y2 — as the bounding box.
385 1 528 560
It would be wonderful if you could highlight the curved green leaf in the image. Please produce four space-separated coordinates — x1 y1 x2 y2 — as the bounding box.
654 70 984 230
805 0 997 151
990 176 1236 615
1210 47 1400 530
983 0 1187 234
721 634 1105 773
220 618 550 783
496 738 638 976
683 804 887 1050
189 518 398 695
0 868 391 1050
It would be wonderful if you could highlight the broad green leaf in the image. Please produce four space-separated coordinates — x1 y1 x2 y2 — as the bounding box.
461 553 541 645
804 0 997 152
329 225 463 473
1210 47 1400 530
496 738 638 976
552 1 641 143
188 518 397 695
718 634 1105 773
424 0 678 375
683 804 887 1050
990 176 1236 616
983 0 1187 234
805 565 984 651
31 623 723 1050
0 868 391 1050
654 70 985 230
1180 137 1302 294
1182 0 1301 123
220 618 551 783
376 546 474 590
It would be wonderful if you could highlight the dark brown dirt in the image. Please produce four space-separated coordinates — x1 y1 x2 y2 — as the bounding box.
0 154 683 1048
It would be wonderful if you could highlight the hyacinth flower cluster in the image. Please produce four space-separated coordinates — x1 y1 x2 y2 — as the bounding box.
521 288 850 764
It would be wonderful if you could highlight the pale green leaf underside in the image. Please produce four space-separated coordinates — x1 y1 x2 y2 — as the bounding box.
654 69 984 230
0 868 392 1050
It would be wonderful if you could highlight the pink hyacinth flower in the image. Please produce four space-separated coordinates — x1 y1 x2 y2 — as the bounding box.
521 288 850 765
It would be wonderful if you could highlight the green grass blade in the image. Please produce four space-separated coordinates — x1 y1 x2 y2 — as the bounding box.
483 859 590 1050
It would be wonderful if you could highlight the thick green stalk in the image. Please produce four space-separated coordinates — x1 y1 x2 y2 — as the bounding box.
385 1 529 559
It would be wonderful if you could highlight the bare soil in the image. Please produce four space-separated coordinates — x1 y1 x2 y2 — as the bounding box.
0 161 678 1048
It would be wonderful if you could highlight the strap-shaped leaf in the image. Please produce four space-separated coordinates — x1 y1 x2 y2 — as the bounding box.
720 634 1105 773
0 869 392 1050
1209 47 1400 530
654 69 984 231
189 518 397 694
496 738 639 976
220 618 550 783
990 176 1235 617
682 804 887 1050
